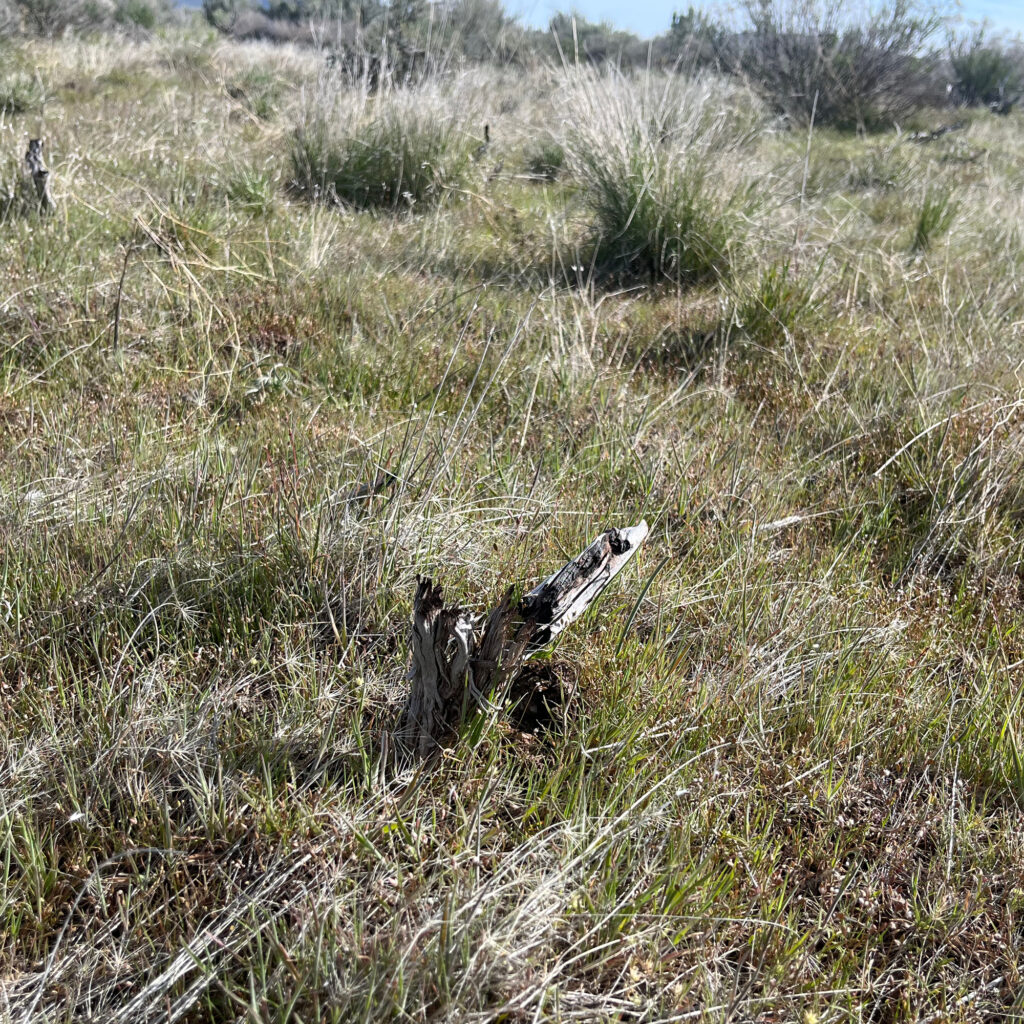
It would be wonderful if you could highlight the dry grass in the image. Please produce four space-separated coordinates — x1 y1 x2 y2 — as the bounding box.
2 29 1024 1023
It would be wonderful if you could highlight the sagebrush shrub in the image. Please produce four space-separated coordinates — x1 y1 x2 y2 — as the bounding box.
112 0 168 30
948 29 1024 108
7 0 115 35
736 0 940 130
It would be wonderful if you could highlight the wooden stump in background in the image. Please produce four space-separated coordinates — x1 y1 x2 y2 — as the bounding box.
24 139 53 213
395 522 649 760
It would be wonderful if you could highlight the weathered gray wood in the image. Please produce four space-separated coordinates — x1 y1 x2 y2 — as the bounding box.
395 521 649 759
398 579 477 760
908 122 963 143
24 139 53 213
521 521 650 652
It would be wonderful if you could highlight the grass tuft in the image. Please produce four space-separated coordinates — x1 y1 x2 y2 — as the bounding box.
910 185 958 252
735 259 814 344
523 137 565 180
225 164 275 214
0 69 46 114
560 72 761 283
226 66 282 120
289 90 476 211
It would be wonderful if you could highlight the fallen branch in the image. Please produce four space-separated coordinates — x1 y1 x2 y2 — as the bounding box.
395 521 649 759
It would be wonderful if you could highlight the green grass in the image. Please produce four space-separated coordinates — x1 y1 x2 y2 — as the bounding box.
560 72 761 283
2 30 1024 1023
224 163 276 214
0 70 46 114
910 185 959 253
523 137 565 180
289 87 477 210
226 65 284 120
734 258 815 344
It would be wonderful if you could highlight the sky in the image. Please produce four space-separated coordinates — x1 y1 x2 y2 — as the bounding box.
503 1 1024 40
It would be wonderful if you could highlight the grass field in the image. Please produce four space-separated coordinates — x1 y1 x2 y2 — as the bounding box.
3 29 1024 1022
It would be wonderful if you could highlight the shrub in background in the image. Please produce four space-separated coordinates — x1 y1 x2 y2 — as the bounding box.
948 28 1024 108
736 0 940 130
7 0 112 34
0 0 16 32
544 11 647 67
205 0 523 72
201 0 251 33
560 72 761 284
113 0 169 29
421 0 525 64
290 90 475 210
656 5 731 72
0 0 169 33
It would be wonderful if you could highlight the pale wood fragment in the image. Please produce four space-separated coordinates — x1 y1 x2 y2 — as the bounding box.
521 521 650 652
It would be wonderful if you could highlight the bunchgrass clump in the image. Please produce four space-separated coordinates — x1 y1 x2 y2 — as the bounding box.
735 259 814 343
560 72 762 283
845 144 912 191
523 137 565 180
910 185 957 252
227 66 282 120
0 70 45 114
226 165 275 214
290 91 476 210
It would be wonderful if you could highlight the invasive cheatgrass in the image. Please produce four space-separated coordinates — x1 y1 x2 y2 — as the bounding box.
289 87 476 211
559 71 763 283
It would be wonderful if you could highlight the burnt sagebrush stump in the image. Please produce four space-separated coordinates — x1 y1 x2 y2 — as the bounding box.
395 521 648 760
24 138 53 213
